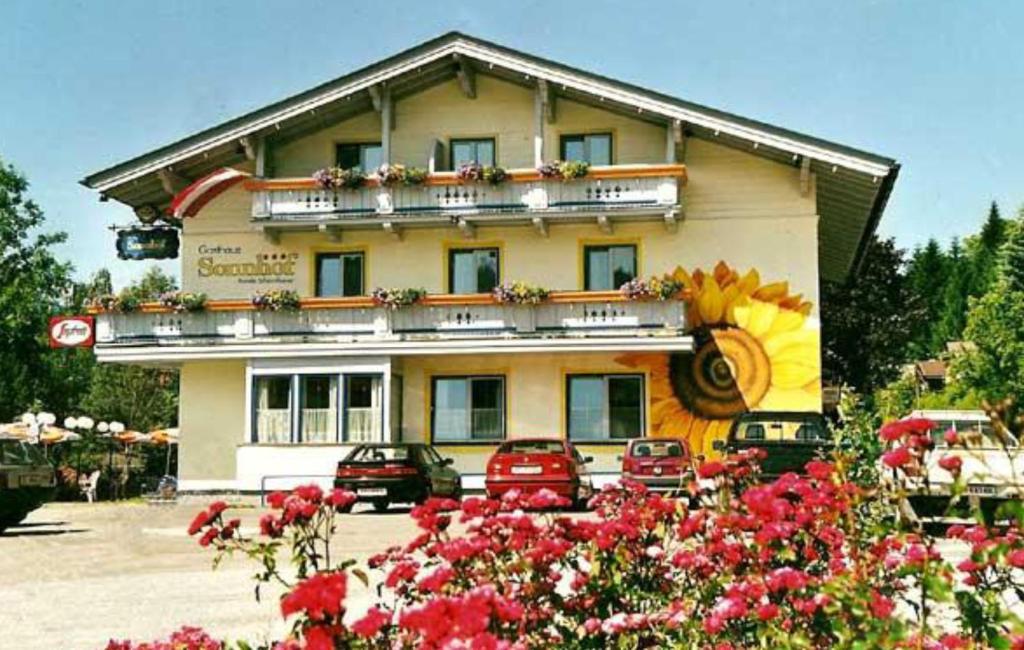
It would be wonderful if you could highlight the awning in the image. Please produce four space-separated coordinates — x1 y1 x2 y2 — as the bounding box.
168 167 250 220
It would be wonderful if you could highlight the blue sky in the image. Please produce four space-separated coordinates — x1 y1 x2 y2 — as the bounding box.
2 1 1022 289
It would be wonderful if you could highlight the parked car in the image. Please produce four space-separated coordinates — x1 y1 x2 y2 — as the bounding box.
890 410 1023 522
485 438 593 508
0 437 56 533
713 411 832 479
334 443 461 513
619 438 695 493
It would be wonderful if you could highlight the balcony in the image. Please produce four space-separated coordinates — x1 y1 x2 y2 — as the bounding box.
247 164 685 236
91 292 693 362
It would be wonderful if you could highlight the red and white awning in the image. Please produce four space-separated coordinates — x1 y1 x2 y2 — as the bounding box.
168 167 250 220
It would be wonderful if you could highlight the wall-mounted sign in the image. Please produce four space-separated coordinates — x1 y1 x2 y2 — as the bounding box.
116 227 180 260
196 245 299 286
49 316 95 349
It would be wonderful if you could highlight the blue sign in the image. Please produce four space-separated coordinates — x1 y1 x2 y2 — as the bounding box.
116 227 180 260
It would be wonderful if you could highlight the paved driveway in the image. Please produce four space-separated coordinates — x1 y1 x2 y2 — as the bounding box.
0 500 424 650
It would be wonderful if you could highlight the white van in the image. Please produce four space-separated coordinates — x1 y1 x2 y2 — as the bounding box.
897 410 1022 521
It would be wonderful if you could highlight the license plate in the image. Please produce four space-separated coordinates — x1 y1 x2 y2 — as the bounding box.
654 467 663 475
511 465 542 475
967 485 997 496
357 488 387 497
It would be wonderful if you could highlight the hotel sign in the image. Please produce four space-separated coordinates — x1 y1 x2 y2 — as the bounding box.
49 316 95 348
116 227 180 260
195 245 298 286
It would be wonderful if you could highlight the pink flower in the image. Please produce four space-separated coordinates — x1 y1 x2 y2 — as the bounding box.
805 460 834 481
698 461 726 479
938 455 963 473
870 591 894 618
882 446 912 469
280 571 347 621
351 607 391 638
944 429 961 446
1008 549 1024 568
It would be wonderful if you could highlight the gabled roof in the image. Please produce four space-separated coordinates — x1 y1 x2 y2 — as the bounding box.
82 31 899 281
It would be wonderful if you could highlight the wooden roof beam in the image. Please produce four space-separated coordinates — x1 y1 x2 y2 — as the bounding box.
453 53 476 99
538 79 555 123
157 168 190 196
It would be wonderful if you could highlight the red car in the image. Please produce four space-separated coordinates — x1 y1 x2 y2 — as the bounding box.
620 438 694 493
485 438 593 507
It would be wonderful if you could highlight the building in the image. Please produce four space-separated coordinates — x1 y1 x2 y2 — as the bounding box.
82 33 899 492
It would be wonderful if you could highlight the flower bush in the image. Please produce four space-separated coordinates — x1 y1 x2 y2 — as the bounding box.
312 166 367 191
88 293 140 313
537 160 590 180
492 281 550 305
251 289 301 312
105 626 222 650
456 163 510 186
157 290 207 313
371 287 426 310
127 418 1024 649
619 275 686 301
376 163 429 187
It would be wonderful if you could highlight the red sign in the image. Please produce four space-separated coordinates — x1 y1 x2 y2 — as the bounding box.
49 316 95 349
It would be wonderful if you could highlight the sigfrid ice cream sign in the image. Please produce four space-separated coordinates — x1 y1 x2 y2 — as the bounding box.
49 316 94 348
195 244 298 286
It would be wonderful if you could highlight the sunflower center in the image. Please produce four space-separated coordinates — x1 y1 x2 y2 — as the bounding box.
668 326 772 420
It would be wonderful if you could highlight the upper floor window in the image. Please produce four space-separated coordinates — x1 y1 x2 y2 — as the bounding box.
315 252 364 297
450 138 495 169
560 133 612 166
567 374 644 441
448 247 500 294
336 142 382 172
583 244 636 291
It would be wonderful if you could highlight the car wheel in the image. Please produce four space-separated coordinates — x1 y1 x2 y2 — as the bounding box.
372 500 390 513
336 502 354 514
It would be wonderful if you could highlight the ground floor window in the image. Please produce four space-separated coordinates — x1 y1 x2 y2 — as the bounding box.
252 372 383 444
431 375 505 443
567 374 644 441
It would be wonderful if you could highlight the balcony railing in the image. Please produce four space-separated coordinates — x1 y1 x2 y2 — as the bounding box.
92 292 687 352
247 164 685 226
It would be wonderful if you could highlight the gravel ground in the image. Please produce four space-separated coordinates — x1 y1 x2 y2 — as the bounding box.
0 499 997 650
0 500 423 650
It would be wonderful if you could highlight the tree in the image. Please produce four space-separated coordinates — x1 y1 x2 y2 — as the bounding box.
966 201 1007 298
0 156 77 421
905 239 949 357
957 289 1024 420
821 235 924 394
120 266 177 302
934 238 972 346
997 213 1024 293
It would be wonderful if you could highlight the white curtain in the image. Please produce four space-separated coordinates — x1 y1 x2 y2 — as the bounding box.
301 377 338 443
346 376 382 442
256 378 291 443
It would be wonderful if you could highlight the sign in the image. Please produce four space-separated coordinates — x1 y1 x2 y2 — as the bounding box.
49 316 95 349
195 244 298 286
116 227 180 260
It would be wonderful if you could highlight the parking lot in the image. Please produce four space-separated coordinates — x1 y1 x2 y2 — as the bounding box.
0 499 427 650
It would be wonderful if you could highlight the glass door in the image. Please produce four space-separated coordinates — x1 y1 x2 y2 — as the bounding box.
344 374 383 443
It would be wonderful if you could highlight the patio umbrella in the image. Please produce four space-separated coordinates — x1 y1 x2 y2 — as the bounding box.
38 427 78 445
0 422 33 440
149 428 180 475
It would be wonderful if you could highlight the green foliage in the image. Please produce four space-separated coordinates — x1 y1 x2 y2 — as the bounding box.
997 214 1024 293
80 365 178 433
0 156 75 421
821 236 924 393
832 392 882 486
906 239 950 357
959 288 1024 417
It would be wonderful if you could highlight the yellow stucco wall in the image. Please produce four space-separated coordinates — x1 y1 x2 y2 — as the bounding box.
397 352 643 474
178 360 246 482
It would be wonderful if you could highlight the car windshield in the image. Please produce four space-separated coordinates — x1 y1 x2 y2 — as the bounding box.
498 440 564 455
930 419 1018 449
348 446 412 462
631 441 684 458
0 440 47 466
734 417 830 442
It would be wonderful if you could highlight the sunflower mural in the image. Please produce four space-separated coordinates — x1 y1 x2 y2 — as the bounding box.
617 261 822 458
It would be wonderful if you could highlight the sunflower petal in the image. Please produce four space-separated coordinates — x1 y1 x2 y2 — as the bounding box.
697 277 726 324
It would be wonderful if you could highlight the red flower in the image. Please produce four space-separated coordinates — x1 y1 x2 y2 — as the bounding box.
302 625 334 650
698 461 726 479
198 527 219 547
804 460 834 481
938 455 963 473
755 602 779 621
281 571 347 621
882 446 912 469
188 510 211 536
325 488 356 510
879 421 907 442
1008 549 1024 568
944 429 961 446
869 591 894 619
351 607 391 638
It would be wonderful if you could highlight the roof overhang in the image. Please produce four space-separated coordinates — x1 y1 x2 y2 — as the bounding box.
81 31 899 281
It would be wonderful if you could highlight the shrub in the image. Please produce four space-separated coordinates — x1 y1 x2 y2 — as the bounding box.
251 290 301 312
88 294 140 313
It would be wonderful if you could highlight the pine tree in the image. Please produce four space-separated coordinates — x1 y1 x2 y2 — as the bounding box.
967 201 1007 297
906 239 950 356
997 212 1024 293
934 238 971 347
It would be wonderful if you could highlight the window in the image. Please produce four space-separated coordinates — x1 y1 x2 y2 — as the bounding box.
583 244 637 290
450 138 495 169
432 376 505 442
560 133 612 166
567 374 644 441
344 375 383 443
315 252 364 297
254 376 292 443
336 142 382 173
300 375 338 443
448 247 500 294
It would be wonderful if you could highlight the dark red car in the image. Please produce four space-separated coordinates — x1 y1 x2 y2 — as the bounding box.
334 443 461 513
619 438 694 493
485 438 593 508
